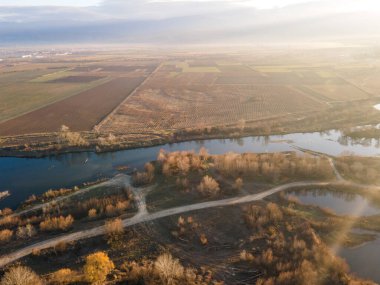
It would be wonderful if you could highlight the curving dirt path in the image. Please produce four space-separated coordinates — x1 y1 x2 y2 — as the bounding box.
0 180 357 268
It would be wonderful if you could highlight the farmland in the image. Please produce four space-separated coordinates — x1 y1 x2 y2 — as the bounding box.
99 50 378 137
0 77 145 136
0 52 158 136
0 47 380 154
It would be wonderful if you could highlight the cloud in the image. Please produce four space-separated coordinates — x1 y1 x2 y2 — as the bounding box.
0 0 101 7
0 0 379 44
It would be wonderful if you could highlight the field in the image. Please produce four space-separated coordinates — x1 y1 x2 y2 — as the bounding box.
0 53 158 136
1 47 380 153
99 52 377 135
0 77 145 135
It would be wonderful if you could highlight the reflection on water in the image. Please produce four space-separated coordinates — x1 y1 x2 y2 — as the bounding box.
341 231 380 283
288 188 380 282
2 128 380 209
287 188 380 216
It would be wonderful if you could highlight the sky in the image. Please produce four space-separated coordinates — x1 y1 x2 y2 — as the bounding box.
0 0 318 8
0 0 379 44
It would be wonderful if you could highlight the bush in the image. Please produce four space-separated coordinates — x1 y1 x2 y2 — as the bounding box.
0 229 13 244
0 266 42 285
16 224 36 239
197 176 220 197
0 208 13 216
40 215 74 232
154 253 184 285
58 125 88 147
105 218 124 247
49 268 76 285
234 177 244 191
83 252 114 284
105 218 124 236
88 209 97 219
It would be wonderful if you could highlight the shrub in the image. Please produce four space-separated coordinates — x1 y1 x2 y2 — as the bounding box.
234 177 244 191
0 229 13 244
240 250 254 262
16 224 36 239
88 209 97 219
49 268 76 285
54 241 68 253
40 215 74 232
154 253 184 285
105 218 124 247
58 125 88 147
42 188 72 200
0 266 42 285
0 208 13 216
105 218 124 236
199 234 208 245
83 252 114 284
197 176 220 197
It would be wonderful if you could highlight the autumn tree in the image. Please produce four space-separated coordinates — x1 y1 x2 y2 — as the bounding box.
233 177 244 191
58 125 88 147
0 229 13 244
49 268 77 285
197 176 220 197
105 218 124 247
83 252 114 284
39 215 74 232
0 266 42 285
154 253 184 285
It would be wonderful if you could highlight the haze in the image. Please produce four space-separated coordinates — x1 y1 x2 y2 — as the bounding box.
1 0 380 44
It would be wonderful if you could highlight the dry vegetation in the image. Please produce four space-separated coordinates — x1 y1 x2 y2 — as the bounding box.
0 266 43 285
239 202 376 285
154 149 333 185
39 215 74 232
335 156 380 185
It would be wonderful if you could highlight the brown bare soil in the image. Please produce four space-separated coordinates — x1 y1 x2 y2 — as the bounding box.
0 77 145 136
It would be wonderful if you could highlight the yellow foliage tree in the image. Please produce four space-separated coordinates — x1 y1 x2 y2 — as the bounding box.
83 252 114 284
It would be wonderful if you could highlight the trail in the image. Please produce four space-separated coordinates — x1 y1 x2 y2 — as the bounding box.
0 180 356 268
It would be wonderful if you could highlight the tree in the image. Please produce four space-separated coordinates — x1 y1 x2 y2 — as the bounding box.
197 176 220 197
49 268 76 285
16 224 36 239
83 252 114 284
88 209 97 219
154 253 184 285
0 229 13 244
40 215 74 232
234 177 244 191
58 125 88 147
105 218 124 247
0 266 42 285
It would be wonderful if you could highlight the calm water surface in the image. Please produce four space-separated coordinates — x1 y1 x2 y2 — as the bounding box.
286 189 380 216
